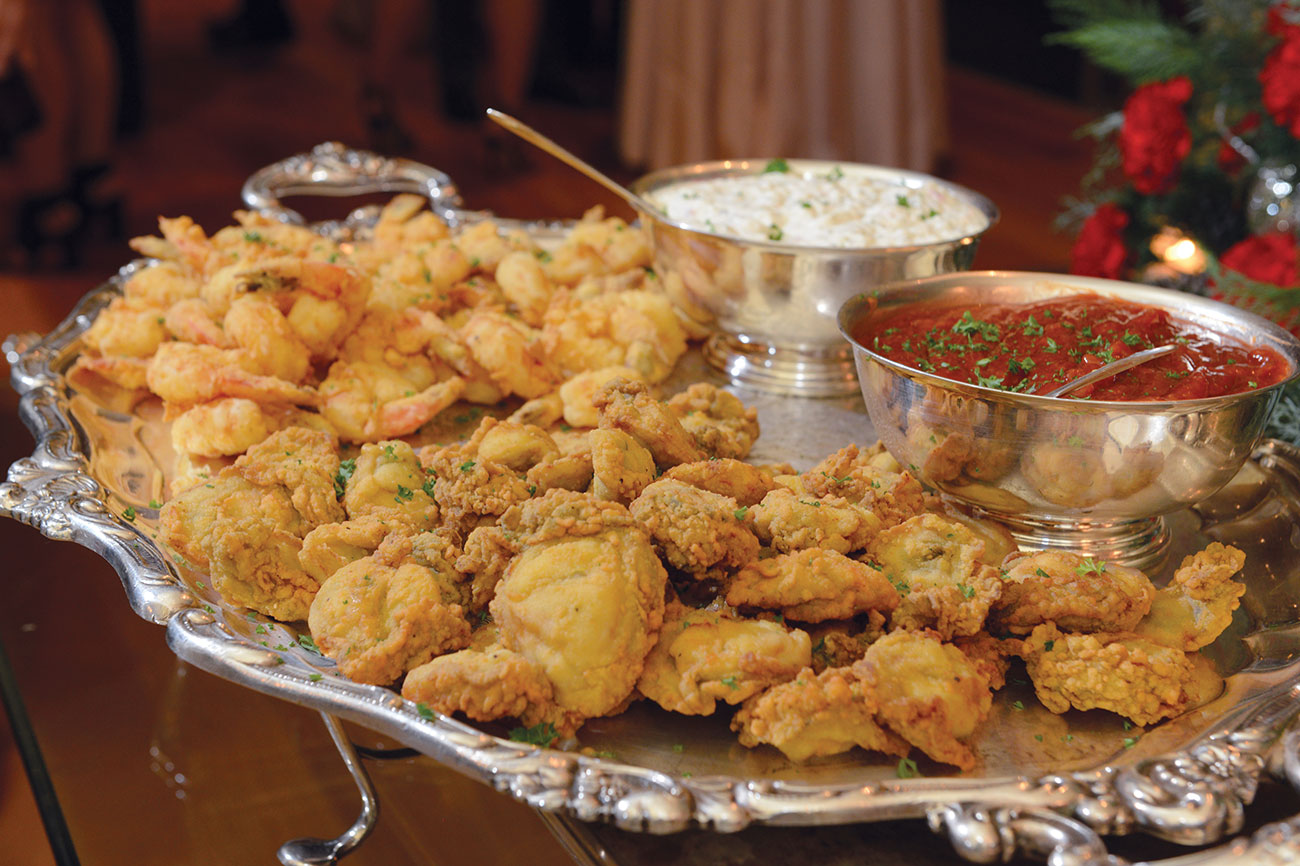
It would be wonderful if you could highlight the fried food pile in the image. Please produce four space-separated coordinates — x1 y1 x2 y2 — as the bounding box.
72 196 697 489
157 386 1245 771
128 199 1247 772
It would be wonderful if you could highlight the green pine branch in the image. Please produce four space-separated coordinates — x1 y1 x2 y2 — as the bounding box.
1047 20 1200 83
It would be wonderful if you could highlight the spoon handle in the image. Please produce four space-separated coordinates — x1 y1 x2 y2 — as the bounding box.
485 108 645 211
1042 344 1177 398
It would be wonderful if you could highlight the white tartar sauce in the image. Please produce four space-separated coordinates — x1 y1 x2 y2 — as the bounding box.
646 164 989 248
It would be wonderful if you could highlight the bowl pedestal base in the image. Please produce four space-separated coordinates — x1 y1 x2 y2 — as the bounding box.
948 498 1172 573
703 332 860 398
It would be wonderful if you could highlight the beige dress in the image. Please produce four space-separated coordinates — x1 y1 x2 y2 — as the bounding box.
618 0 948 172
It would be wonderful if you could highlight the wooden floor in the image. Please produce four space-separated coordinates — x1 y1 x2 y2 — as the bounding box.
0 1 1097 863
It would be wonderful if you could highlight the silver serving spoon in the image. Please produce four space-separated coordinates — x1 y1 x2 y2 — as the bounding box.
1042 344 1178 398
485 108 658 213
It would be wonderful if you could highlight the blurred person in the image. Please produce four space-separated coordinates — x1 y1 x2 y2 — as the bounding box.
619 0 948 172
1 0 122 268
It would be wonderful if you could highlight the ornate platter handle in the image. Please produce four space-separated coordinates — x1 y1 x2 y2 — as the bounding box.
240 141 468 226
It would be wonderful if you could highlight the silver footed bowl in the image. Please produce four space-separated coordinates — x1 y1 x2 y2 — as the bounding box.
629 159 998 397
838 270 1300 569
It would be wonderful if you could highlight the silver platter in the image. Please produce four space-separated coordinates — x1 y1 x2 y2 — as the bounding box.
7 143 1300 865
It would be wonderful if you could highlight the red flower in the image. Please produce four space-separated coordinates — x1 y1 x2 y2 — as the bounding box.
1070 203 1130 279
1220 231 1300 287
1262 8 1300 138
1118 77 1193 194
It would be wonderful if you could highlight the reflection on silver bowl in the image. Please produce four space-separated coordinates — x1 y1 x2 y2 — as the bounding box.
838 271 1300 568
629 159 998 397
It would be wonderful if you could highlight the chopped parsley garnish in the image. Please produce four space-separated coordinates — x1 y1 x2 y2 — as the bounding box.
416 702 436 720
1012 700 1025 711
1034 567 1050 578
308 673 323 682
763 158 790 173
148 499 162 509
1022 315 1044 336
896 757 921 778
896 194 911 207
122 506 136 522
734 506 749 520
394 484 414 502
296 633 321 654
1123 737 1138 749
509 721 559 747
957 582 976 599
826 166 845 181
242 230 265 243
423 478 437 498
460 460 476 473
767 224 784 242
1075 557 1106 576
334 458 357 499
720 675 740 690
1043 639 1055 652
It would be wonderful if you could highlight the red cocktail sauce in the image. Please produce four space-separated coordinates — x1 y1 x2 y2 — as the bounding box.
859 293 1289 401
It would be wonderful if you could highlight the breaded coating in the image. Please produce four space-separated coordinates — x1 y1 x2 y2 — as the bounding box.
732 665 910 763
870 514 1001 639
801 444 925 530
666 383 760 460
637 601 811 715
490 526 668 720
299 517 390 583
726 548 901 623
929 500 1019 566
951 634 1022 692
629 478 760 575
990 551 1155 636
341 439 438 529
160 428 345 621
308 549 472 686
402 646 558 729
856 630 993 771
500 487 636 545
806 614 888 673
1021 623 1223 726
750 487 882 555
663 458 778 507
456 525 521 612
474 419 560 472
526 451 595 495
1134 543 1246 651
594 379 703 468
421 440 533 536
557 366 647 428
590 428 657 502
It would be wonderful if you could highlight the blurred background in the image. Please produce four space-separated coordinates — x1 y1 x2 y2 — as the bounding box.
0 0 1106 281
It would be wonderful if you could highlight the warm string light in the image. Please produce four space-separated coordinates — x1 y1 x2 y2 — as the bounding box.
1148 227 1207 274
